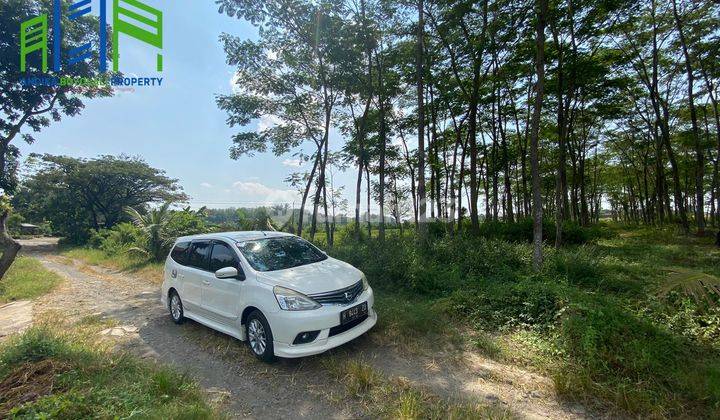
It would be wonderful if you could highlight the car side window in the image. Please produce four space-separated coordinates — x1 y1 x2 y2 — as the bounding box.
170 241 191 265
209 242 241 273
187 241 211 271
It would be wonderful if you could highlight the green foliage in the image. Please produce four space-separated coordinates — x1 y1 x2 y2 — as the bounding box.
476 218 613 245
85 204 212 263
331 225 720 417
166 207 213 238
0 0 114 193
0 256 61 304
12 155 186 244
236 207 273 231
0 327 215 418
334 222 368 245
556 298 720 415
87 222 144 254
125 202 175 261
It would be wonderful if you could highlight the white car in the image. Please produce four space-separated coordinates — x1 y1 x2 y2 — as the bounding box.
160 231 377 362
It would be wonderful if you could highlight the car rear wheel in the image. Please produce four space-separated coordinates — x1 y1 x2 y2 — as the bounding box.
169 291 185 324
246 310 275 362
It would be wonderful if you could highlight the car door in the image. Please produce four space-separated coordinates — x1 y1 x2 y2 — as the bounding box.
202 240 245 327
183 240 212 316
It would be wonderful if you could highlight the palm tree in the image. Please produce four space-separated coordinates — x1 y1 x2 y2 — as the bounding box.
125 201 174 261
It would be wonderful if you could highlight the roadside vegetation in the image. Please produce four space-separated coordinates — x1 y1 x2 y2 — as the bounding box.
331 222 720 417
0 324 216 418
59 215 720 417
0 257 61 304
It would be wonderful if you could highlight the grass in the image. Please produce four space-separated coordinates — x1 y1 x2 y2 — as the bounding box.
326 223 720 418
0 257 62 304
0 324 216 418
323 358 512 419
60 246 164 284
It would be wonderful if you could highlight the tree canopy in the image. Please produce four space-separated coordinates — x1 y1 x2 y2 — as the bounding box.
13 154 186 242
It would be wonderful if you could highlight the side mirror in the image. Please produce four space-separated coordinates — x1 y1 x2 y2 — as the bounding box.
215 266 239 279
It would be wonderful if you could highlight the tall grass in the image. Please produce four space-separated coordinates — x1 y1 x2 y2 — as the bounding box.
328 226 720 417
0 326 216 418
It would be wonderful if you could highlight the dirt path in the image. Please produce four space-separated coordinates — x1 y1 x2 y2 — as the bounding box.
18 238 596 419
0 301 33 340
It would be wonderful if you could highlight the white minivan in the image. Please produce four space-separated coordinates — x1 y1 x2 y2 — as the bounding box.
160 231 376 362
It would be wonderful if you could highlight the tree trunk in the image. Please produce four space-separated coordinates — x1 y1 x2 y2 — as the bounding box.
531 0 548 271
365 163 372 238
0 209 21 280
416 0 426 237
672 0 704 235
378 55 387 241
297 147 322 237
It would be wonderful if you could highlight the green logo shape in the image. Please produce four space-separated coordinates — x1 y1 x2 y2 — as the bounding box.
20 14 48 72
113 0 163 72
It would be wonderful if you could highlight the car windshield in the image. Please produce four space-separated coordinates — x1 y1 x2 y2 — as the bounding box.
236 236 327 272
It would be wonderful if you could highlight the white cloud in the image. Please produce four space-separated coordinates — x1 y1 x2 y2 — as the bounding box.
229 71 242 94
282 158 303 168
231 181 300 204
256 114 283 133
200 182 213 188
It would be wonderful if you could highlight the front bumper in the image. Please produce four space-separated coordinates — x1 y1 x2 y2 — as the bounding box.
267 287 376 358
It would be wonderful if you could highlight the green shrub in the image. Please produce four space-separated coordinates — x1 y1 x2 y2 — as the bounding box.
475 218 613 245
88 222 144 255
556 298 720 416
334 222 368 245
443 279 565 330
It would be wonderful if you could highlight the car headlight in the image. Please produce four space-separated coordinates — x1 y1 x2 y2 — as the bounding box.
361 274 369 291
273 286 321 311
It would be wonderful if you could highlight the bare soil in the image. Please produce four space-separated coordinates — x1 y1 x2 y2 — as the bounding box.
17 238 596 419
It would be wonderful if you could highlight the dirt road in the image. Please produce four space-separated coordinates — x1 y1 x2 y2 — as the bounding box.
17 238 593 419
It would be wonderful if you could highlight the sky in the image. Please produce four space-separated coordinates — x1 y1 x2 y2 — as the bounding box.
17 0 363 212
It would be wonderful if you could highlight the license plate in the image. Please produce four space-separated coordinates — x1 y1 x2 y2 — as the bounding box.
340 302 368 325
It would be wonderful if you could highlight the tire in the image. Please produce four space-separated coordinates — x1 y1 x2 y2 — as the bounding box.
169 291 185 324
246 310 276 362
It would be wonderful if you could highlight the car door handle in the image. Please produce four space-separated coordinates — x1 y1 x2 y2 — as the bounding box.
202 280 210 285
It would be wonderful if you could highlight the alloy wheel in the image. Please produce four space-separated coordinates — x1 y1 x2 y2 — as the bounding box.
248 319 266 355
170 294 182 320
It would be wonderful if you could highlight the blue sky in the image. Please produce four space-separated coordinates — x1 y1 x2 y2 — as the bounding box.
18 0 362 211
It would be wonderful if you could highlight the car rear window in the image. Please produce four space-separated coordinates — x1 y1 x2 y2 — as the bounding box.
187 241 212 270
170 241 191 265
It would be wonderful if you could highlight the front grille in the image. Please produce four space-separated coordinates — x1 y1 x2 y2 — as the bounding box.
329 314 369 337
308 280 363 305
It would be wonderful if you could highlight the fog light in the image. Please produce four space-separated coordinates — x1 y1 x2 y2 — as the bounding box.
293 330 320 344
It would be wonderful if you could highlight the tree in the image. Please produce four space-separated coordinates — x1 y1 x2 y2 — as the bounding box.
125 201 174 262
531 0 548 271
216 0 348 242
671 0 704 235
0 0 113 277
416 0 427 236
13 155 186 242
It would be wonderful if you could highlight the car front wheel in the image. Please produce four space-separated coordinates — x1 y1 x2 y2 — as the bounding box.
246 310 275 362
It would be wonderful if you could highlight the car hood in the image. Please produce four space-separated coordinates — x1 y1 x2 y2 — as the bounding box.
255 257 363 295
